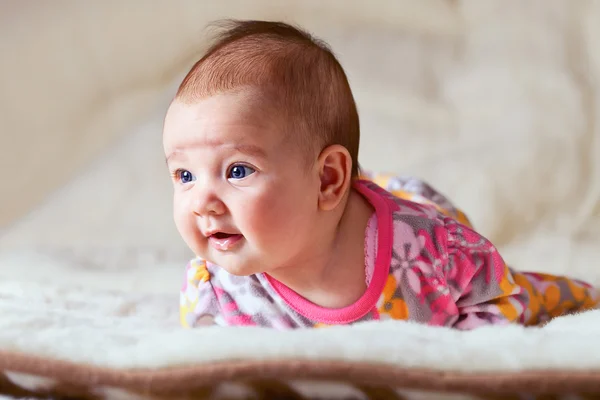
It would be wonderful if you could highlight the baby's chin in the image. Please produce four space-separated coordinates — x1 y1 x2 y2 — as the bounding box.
202 254 264 277
220 262 264 277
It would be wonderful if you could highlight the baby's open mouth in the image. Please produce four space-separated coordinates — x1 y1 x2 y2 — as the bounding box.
211 232 235 239
208 232 243 251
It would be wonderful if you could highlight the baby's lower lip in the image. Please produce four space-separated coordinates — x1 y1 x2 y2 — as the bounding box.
208 234 243 251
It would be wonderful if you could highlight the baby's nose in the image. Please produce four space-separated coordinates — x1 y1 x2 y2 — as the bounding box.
191 189 226 217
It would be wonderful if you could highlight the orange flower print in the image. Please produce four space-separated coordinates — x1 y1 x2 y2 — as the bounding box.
511 272 541 325
566 279 599 308
193 264 211 283
544 278 598 319
512 272 600 324
377 275 409 320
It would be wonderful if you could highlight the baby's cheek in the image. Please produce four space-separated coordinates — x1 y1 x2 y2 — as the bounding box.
246 194 290 238
173 194 201 251
173 206 191 236
172 194 187 223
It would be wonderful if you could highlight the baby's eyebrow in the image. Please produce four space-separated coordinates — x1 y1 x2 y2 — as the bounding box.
165 151 184 165
233 144 267 158
165 142 266 165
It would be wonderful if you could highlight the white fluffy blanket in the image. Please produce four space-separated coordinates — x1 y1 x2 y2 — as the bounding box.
2 278 600 373
1 272 600 400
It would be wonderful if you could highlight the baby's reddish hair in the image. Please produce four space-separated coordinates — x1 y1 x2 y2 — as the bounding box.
175 20 360 176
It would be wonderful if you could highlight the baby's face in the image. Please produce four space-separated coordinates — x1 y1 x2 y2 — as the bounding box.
163 91 321 276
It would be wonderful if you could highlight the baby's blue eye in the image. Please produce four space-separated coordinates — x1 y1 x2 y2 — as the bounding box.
228 165 255 180
178 170 195 184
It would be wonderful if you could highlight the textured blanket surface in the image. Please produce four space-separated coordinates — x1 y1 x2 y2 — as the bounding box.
1 277 600 399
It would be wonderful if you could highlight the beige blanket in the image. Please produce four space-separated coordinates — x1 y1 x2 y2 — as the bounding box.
1 276 600 400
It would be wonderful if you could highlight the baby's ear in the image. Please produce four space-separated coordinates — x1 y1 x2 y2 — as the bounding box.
316 144 352 211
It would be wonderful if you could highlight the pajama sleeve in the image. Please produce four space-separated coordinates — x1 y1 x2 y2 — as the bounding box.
179 258 221 328
442 218 529 329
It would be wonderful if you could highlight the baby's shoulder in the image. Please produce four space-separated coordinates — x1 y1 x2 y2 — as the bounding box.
360 179 447 223
358 173 473 227
387 206 452 260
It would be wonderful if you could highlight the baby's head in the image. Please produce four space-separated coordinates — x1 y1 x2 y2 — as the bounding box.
163 20 360 276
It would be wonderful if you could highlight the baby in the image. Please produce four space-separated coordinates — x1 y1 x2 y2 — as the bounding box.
164 20 599 330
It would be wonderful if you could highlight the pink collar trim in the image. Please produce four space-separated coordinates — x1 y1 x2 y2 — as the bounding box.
263 180 394 324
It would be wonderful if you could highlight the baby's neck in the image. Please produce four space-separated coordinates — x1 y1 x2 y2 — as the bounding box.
268 188 374 309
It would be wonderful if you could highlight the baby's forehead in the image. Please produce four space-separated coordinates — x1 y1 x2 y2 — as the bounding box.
164 92 291 151
169 90 278 125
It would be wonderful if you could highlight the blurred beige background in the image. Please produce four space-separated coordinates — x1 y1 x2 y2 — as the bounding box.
0 1 599 289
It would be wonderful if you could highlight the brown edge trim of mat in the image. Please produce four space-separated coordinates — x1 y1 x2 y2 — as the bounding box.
1 350 600 396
